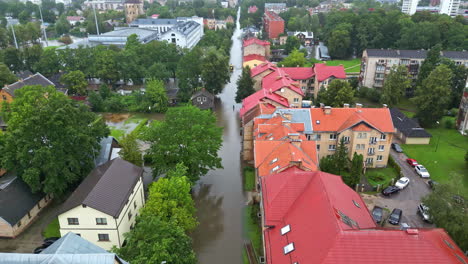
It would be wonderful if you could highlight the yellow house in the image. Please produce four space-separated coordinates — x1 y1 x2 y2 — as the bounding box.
58 158 145 250
1 73 64 104
243 54 267 69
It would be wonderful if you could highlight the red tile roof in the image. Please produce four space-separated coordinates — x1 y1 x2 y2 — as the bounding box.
243 38 271 47
239 89 289 117
281 67 315 80
262 70 304 96
261 167 468 264
243 54 267 63
311 108 395 133
314 63 346 81
251 62 277 77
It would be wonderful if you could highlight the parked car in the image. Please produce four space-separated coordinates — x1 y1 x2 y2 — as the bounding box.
428 180 438 189
406 158 418 167
382 186 400 196
388 208 403 225
417 203 431 223
415 165 430 178
391 143 403 153
371 206 384 224
395 177 410 189
42 237 59 247
33 246 46 254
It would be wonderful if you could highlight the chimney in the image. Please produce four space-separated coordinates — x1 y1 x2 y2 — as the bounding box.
343 103 349 108
382 104 387 108
356 103 362 109
324 106 332 115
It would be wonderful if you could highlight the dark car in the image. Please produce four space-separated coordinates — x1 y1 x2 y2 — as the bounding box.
371 206 384 224
428 180 439 189
382 186 400 196
388 208 403 225
33 246 46 254
391 143 403 153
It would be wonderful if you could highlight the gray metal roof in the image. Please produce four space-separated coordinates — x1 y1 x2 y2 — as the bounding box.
60 158 143 218
390 108 432 138
95 136 114 166
162 20 200 36
4 73 56 96
130 18 177 26
366 49 468 60
0 173 45 226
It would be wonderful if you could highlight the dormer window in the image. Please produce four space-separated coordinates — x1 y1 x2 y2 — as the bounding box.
271 158 278 164
271 165 280 172
280 224 291 235
283 243 295 254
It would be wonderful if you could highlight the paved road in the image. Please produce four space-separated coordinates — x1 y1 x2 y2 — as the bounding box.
362 149 435 228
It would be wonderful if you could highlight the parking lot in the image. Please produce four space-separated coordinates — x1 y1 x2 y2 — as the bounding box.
361 149 435 229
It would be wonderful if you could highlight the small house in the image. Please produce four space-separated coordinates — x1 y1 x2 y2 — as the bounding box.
390 108 432 144
191 89 215 110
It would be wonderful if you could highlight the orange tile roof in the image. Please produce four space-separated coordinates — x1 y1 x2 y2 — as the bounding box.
352 123 372 131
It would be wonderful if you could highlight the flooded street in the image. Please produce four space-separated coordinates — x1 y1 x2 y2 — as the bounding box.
191 8 245 264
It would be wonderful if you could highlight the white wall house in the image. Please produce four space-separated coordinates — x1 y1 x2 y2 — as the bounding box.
58 158 145 250
401 0 419 15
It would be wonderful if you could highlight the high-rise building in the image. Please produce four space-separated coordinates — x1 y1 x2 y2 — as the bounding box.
439 0 460 16
401 0 419 15
124 0 144 23
263 11 284 39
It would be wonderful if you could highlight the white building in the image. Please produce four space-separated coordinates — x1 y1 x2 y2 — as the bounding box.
58 158 145 250
401 0 419 15
439 0 461 16
84 0 124 10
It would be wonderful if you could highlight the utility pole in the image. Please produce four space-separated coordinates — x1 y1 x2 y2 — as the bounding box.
9 23 19 49
39 5 49 47
93 4 100 35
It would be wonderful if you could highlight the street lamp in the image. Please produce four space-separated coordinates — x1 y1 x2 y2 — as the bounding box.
434 121 440 152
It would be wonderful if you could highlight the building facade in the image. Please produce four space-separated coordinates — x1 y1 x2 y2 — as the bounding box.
243 38 271 58
402 0 418 15
440 0 461 16
263 11 284 39
84 0 124 10
264 3 287 13
124 0 144 23
59 158 145 250
457 85 468 134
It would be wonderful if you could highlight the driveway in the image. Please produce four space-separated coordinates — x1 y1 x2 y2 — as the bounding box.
361 149 435 228
0 200 62 253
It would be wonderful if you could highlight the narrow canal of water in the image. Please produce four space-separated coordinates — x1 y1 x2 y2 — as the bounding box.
191 7 245 264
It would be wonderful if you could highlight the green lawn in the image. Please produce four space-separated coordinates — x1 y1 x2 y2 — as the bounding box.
403 126 468 196
243 166 255 191
366 167 399 188
42 218 61 238
395 97 417 112
110 128 125 140
43 46 58 51
244 205 263 258
325 58 361 73
243 248 249 264
400 110 415 118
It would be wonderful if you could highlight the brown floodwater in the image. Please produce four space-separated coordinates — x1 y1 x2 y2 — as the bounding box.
191 8 246 264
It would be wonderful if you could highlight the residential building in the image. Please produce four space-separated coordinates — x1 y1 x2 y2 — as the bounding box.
243 54 267 69
287 31 314 46
264 3 287 13
58 158 145 250
204 18 216 29
95 136 121 166
225 15 234 24
0 172 53 238
84 0 125 10
221 1 228 8
228 0 237 8
312 63 347 98
66 16 85 26
159 20 203 49
244 26 260 38
243 37 271 58
281 67 315 97
390 108 432 144
260 167 468 264
263 11 284 39
402 0 419 15
439 0 461 16
248 5 258 13
124 0 144 23
457 86 468 134
360 49 468 94
191 89 215 110
0 232 128 263
1 73 68 104
239 89 291 123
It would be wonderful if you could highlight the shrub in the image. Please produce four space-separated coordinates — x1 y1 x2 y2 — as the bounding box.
444 118 455 129
369 172 386 182
388 155 401 175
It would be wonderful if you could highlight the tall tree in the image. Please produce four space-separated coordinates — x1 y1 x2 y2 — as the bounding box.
176 48 203 101
235 66 255 103
334 137 349 175
119 133 143 166
60 70 88 95
278 49 306 67
285 36 301 54
0 63 17 87
348 152 363 188
34 48 61 77
327 29 351 59
415 44 442 88
319 155 338 175
145 106 223 184
380 65 410 107
0 85 109 196
441 59 468 109
201 47 230 95
413 64 452 127
145 79 168 113
317 79 354 107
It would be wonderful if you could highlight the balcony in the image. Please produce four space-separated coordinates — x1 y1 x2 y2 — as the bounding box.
367 152 375 156
369 140 377 145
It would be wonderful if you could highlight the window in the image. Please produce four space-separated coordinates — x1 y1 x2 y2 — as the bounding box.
316 144 320 150
314 134 321 141
82 204 87 208
75 233 81 236
328 145 336 151
17 220 21 227
96 218 107 225
28 212 31 219
377 155 383 161
284 243 295 254
98 234 109 241
378 145 384 151
2 95 7 101
134 201 137 209
128 211 133 220
203 97 207 102
271 158 278 164
358 133 367 139
368 148 375 154
280 225 291 235
293 98 299 103
271 165 280 172
197 97 201 102
342 136 350 143
37 203 41 209
380 134 386 140
356 144 365 150
370 137 377 144
329 134 337 140
366 158 373 164
67 218 79 225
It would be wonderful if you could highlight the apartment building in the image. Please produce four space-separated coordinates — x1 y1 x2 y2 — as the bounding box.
457 86 468 134
402 0 419 15
264 3 288 13
58 158 145 250
440 0 461 16
84 0 124 10
360 49 468 94
124 0 144 23
263 11 284 39
243 37 271 59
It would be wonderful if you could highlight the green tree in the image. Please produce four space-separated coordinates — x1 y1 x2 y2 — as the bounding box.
278 49 306 67
318 79 354 107
235 66 255 103
334 137 349 175
116 215 197 264
348 152 363 188
176 48 202 101
285 36 301 54
415 44 442 88
119 133 143 166
0 85 109 196
34 48 61 76
145 106 223 184
422 183 467 252
0 63 17 87
147 62 171 81
60 70 88 95
319 155 338 175
413 64 452 127
143 167 197 231
55 15 71 35
95 47 120 84
327 29 351 59
145 79 168 113
201 47 230 95
441 59 468 109
88 91 105 112
380 65 410 107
